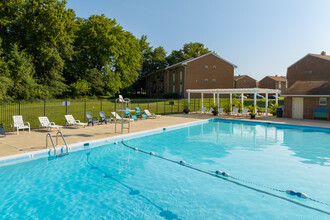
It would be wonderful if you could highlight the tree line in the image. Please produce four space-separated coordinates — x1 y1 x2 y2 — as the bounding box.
0 0 211 100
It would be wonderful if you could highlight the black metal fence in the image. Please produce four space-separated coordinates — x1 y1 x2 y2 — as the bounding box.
0 98 205 131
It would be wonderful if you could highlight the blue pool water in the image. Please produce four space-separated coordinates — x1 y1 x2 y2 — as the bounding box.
0 119 330 219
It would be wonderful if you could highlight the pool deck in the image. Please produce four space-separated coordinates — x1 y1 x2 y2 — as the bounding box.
0 113 329 158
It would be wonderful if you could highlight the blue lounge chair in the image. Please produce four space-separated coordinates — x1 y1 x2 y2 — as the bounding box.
99 111 112 124
131 115 138 121
86 112 100 126
135 107 147 119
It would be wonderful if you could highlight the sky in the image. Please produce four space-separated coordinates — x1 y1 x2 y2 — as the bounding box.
66 0 330 80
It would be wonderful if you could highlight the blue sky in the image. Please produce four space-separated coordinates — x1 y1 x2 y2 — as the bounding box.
66 0 330 80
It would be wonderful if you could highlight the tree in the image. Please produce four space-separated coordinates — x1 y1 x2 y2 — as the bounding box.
0 39 11 99
166 42 211 65
6 44 38 100
67 14 142 96
1 0 78 98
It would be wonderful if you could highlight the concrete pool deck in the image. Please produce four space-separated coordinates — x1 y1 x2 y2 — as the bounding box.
0 113 329 158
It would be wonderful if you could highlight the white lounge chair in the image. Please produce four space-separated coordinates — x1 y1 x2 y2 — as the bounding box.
218 107 224 114
196 107 206 113
144 110 161 119
111 112 134 122
231 108 239 115
241 108 249 116
65 115 87 128
208 107 214 114
13 115 30 135
38 116 62 131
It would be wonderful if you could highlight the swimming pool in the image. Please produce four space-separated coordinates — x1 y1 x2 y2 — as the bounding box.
0 119 330 219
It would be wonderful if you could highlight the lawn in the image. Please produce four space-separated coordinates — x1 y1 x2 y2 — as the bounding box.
0 97 284 131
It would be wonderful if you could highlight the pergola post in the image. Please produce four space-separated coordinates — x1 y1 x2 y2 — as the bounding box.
201 93 204 108
213 93 215 104
254 91 257 113
276 92 278 105
217 89 219 108
188 91 190 110
241 92 244 108
265 92 268 116
230 93 233 112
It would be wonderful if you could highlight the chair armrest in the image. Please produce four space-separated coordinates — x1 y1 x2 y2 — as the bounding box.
93 117 99 121
25 122 30 127
75 120 81 123
50 122 56 126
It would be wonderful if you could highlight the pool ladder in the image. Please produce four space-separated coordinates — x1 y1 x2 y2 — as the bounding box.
46 131 69 158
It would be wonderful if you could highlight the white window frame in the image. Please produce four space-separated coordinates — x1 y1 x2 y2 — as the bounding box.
319 98 327 106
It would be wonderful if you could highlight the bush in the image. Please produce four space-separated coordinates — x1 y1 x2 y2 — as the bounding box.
163 92 179 99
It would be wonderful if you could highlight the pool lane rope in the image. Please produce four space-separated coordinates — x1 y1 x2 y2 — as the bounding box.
121 140 330 216
86 149 179 220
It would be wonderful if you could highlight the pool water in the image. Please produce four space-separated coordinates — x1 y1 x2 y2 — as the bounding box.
0 119 330 219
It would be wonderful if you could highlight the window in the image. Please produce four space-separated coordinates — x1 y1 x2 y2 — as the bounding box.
204 79 208 83
319 98 327 105
212 79 216 83
305 70 313 74
213 66 216 70
278 82 281 89
205 65 208 69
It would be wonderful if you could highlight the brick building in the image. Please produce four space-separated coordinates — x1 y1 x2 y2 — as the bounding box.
234 75 257 88
145 52 237 98
258 75 286 90
283 51 330 119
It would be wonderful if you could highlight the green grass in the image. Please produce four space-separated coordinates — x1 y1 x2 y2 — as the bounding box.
0 97 284 131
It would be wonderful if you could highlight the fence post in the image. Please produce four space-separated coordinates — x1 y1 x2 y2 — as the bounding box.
156 99 158 114
164 99 166 115
84 100 86 123
178 99 180 113
194 98 196 111
18 100 21 115
44 100 46 116
65 100 68 115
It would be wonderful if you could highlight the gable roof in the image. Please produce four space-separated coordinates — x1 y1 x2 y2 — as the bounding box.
268 76 286 82
283 81 330 96
234 75 256 81
288 53 330 69
165 52 237 70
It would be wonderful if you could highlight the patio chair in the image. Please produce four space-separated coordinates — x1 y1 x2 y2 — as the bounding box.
0 123 6 136
86 112 100 126
135 107 148 119
208 107 214 114
144 110 161 119
196 107 206 113
231 108 239 115
13 115 30 135
38 116 62 131
99 111 112 124
131 115 138 121
65 115 88 128
218 107 224 114
111 112 134 122
241 108 249 116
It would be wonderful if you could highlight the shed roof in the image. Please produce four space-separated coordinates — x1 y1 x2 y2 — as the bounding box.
283 81 330 96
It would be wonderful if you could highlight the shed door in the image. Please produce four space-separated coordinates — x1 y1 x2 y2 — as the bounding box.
292 98 304 119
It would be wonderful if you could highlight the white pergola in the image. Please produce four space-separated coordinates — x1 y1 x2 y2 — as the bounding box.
187 88 280 115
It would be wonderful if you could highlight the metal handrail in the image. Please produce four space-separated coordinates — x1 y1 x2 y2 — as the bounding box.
46 133 57 157
56 131 69 155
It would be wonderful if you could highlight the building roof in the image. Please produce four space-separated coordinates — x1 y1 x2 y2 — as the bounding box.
268 75 286 82
165 52 238 69
283 81 330 96
234 75 256 81
288 52 330 69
